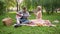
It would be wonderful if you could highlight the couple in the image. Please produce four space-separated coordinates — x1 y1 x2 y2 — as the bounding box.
14 6 55 27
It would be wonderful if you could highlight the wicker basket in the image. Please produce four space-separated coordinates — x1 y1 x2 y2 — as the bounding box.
2 18 12 26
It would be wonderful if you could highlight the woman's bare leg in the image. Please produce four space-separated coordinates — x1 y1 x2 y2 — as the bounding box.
43 20 52 26
44 20 56 27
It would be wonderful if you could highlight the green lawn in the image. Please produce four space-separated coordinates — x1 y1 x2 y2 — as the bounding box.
0 12 60 34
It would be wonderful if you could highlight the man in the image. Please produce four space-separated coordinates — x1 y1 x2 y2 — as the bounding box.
14 7 30 27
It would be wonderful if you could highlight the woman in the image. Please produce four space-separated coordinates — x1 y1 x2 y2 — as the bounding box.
28 6 55 27
34 6 42 19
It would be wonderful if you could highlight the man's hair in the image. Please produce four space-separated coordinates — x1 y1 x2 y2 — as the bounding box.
22 6 27 10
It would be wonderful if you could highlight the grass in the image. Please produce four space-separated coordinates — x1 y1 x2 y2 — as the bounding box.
0 12 60 34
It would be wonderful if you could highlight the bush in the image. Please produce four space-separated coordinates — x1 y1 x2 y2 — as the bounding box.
0 1 6 15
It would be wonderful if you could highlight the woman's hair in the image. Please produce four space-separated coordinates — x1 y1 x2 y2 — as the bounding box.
33 6 42 14
37 6 42 11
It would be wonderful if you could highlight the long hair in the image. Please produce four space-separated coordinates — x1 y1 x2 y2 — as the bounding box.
33 6 42 14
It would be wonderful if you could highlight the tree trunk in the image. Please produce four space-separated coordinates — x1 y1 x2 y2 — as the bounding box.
16 0 19 12
19 5 20 11
56 10 57 13
51 6 54 13
42 6 43 14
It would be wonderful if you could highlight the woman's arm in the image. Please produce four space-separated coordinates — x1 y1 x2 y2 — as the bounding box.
33 9 37 16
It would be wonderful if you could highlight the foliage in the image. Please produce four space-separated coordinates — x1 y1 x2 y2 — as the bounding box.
0 0 16 15
4 0 16 8
40 0 60 14
0 0 6 15
21 0 41 11
21 0 60 14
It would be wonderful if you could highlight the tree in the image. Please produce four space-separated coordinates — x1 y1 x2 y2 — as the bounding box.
41 0 60 14
0 0 17 15
19 0 60 14
4 0 16 11
21 0 41 11
0 0 6 15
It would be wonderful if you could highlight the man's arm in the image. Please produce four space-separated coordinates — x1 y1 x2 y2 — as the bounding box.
25 12 30 19
16 11 23 17
26 12 31 17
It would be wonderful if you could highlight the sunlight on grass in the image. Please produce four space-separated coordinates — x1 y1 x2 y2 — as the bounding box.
8 12 16 14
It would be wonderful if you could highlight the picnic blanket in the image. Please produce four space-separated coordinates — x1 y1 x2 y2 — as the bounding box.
14 19 56 27
19 19 56 27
